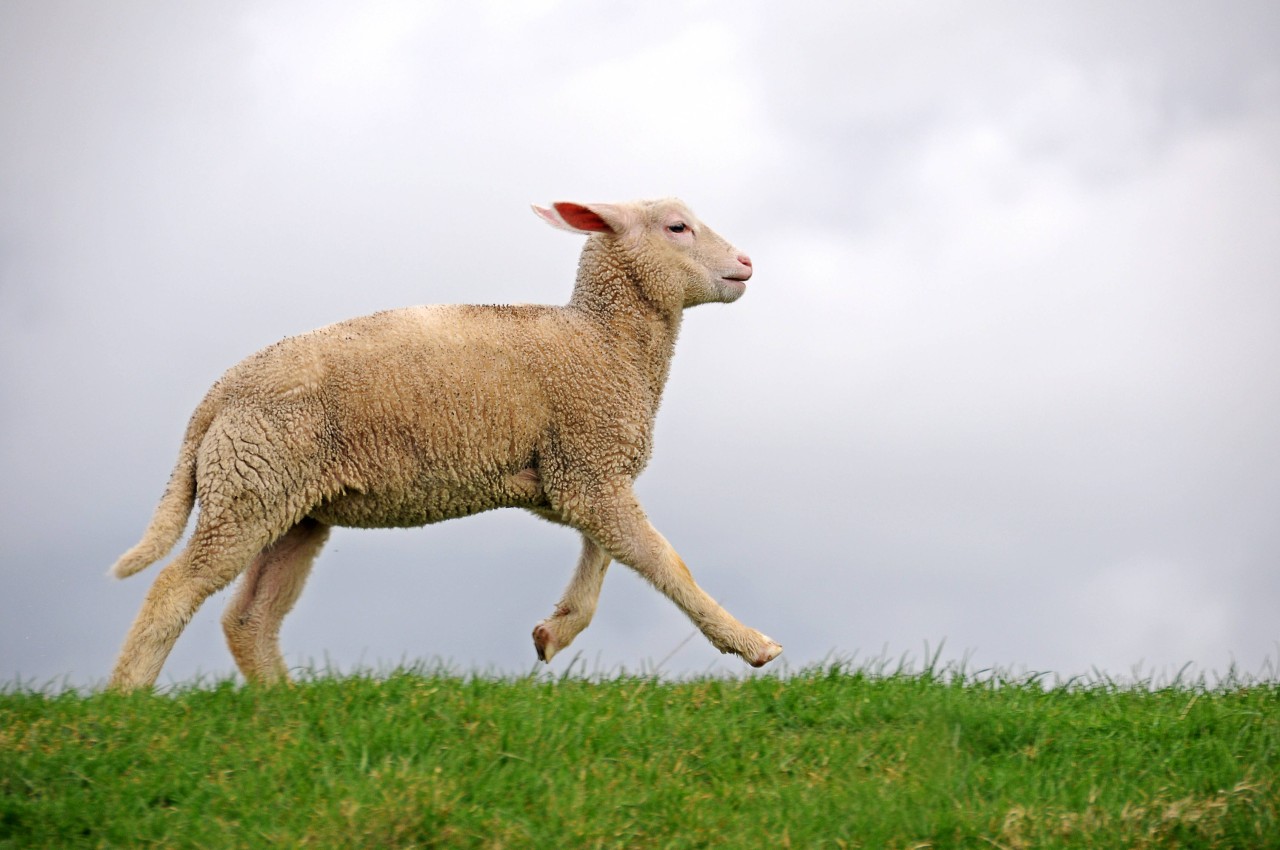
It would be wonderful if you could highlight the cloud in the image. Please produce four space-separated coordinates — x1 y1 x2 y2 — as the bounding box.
2 2 1277 686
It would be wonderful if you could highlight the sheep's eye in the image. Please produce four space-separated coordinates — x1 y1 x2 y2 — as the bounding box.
667 223 688 234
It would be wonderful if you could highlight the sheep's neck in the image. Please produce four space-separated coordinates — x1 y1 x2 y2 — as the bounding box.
568 249 683 405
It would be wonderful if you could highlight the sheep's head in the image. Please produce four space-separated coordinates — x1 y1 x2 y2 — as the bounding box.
533 198 753 309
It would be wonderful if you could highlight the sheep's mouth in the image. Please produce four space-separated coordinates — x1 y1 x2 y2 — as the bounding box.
718 277 748 301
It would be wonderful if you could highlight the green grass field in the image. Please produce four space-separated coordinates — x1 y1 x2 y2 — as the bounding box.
2 663 1277 848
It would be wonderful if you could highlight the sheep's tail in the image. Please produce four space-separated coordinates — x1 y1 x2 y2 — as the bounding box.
108 397 217 579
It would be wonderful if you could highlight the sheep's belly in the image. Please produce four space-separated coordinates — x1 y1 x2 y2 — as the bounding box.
308 492 496 528
307 469 546 529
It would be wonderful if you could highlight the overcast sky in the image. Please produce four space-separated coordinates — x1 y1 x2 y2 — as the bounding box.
3 1 1278 689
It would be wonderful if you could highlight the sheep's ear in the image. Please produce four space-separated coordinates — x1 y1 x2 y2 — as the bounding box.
532 202 620 235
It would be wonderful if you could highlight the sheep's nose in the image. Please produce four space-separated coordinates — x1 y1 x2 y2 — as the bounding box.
738 254 753 269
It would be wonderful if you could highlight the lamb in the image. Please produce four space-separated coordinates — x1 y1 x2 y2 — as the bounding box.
107 197 782 690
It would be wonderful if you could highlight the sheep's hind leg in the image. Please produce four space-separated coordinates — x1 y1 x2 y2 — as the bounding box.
222 518 330 685
109 515 273 691
533 534 611 663
573 485 782 668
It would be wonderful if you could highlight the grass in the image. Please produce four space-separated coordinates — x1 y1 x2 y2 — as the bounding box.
1 661 1277 848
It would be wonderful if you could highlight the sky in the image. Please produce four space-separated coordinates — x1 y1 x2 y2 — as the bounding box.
2 1 1278 689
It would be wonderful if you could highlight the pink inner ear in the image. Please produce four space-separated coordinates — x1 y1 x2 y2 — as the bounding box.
554 202 613 233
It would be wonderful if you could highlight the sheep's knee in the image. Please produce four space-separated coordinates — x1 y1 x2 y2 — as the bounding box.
221 606 259 678
221 603 289 684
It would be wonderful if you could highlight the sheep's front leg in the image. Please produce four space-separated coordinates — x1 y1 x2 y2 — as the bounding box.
570 484 782 668
533 534 611 663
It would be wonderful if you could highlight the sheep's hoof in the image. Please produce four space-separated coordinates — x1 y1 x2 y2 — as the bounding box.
532 621 559 663
749 638 783 668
